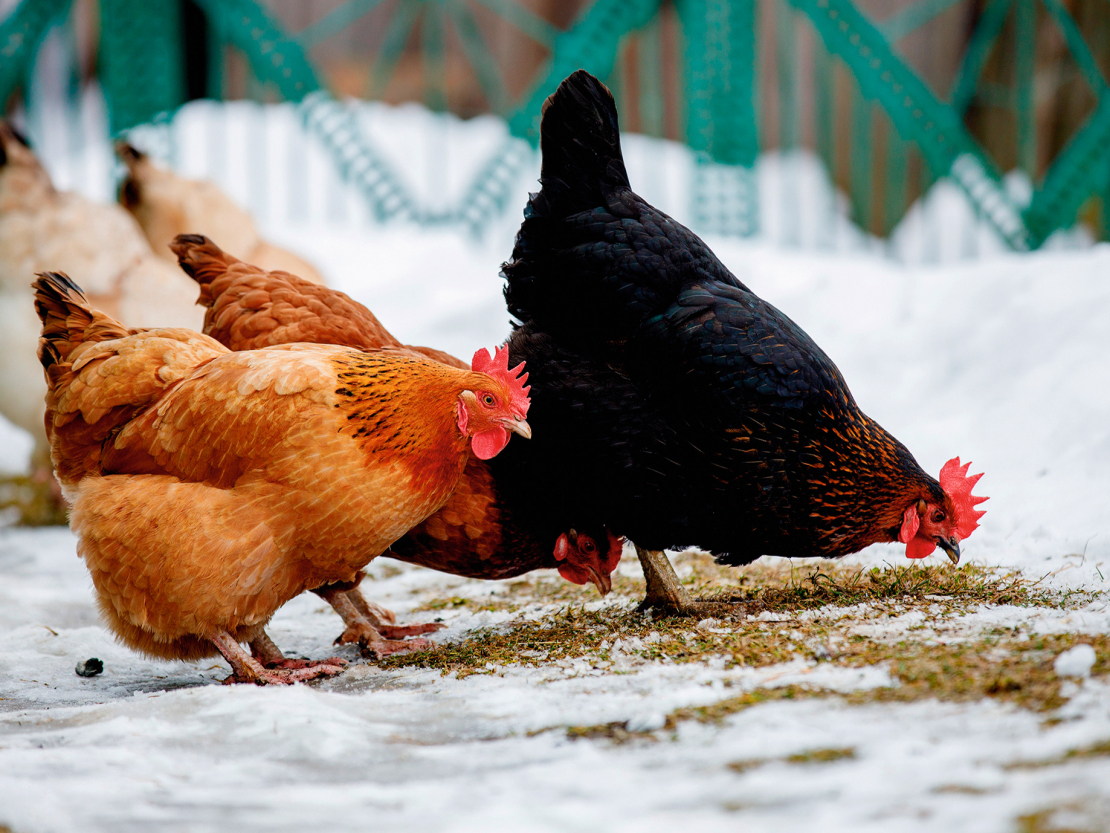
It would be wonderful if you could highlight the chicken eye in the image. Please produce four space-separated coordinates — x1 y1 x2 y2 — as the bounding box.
481 394 496 407
932 510 946 523
581 539 596 554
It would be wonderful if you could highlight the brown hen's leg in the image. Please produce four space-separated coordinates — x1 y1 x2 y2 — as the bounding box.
247 631 349 673
346 588 396 625
213 630 346 685
635 545 711 617
345 587 445 639
316 586 439 659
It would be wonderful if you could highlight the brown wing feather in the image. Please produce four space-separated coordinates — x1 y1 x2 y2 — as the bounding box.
172 233 405 353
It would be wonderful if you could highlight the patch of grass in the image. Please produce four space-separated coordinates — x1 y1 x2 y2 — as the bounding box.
684 557 1067 613
564 721 659 744
1004 739 1110 770
786 747 856 764
465 555 1077 615
0 475 67 527
725 758 767 774
1016 807 1097 833
932 784 996 795
380 556 1106 733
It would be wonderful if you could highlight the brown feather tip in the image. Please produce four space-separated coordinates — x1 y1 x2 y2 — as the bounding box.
170 234 229 282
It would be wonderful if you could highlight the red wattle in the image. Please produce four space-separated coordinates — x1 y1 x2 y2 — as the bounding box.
557 562 589 586
905 535 937 560
471 427 509 460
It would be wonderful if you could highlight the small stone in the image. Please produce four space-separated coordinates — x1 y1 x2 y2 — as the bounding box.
1054 644 1096 679
75 658 104 677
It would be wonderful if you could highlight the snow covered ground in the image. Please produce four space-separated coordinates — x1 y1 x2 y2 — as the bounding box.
2 94 1110 831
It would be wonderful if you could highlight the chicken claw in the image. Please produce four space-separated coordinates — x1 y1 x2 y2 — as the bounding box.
361 637 437 660
344 587 446 637
212 630 346 686
318 586 444 651
635 545 736 617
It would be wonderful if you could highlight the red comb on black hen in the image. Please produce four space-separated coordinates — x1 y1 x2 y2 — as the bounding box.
495 70 985 614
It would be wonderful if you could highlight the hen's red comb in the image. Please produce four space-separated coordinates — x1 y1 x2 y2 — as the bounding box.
940 457 988 540
472 344 531 417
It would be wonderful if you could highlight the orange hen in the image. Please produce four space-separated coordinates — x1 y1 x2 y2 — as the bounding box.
172 236 624 613
34 271 530 684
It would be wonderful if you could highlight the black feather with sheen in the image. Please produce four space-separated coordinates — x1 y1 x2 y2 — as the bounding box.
499 71 943 565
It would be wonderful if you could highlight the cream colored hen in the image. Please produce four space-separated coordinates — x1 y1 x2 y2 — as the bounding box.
117 144 325 284
0 123 201 518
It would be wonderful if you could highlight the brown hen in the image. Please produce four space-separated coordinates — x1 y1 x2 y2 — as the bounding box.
171 234 623 648
34 271 530 684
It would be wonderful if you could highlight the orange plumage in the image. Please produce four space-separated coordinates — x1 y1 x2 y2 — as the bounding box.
34 271 529 684
171 235 624 610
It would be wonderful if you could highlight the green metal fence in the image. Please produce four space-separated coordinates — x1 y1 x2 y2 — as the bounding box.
2 0 1108 247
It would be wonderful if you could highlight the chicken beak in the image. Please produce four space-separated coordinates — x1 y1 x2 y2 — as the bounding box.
503 416 532 439
936 536 961 566
586 564 612 596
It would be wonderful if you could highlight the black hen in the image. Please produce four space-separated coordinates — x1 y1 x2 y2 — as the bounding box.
494 71 985 611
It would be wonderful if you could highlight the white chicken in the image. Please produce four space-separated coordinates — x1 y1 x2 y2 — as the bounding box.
117 144 325 284
0 122 202 521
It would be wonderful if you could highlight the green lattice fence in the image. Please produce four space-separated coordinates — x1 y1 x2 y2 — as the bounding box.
2 0 1108 247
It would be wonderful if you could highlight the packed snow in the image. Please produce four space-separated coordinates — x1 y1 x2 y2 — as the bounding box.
1 95 1109 832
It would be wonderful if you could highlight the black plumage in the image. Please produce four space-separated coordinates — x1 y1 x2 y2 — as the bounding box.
495 70 951 568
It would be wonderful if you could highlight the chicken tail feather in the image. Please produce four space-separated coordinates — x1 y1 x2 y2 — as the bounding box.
536 69 629 218
170 234 241 307
34 271 129 372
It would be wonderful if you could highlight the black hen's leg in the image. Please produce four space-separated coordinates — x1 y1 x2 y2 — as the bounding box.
635 545 701 615
635 545 740 617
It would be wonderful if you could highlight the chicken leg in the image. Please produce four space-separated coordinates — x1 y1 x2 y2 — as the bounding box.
345 587 445 640
213 630 347 685
635 545 727 617
315 586 440 659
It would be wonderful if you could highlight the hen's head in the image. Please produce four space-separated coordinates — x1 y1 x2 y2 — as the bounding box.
899 457 988 564
456 345 532 460
0 121 52 209
553 528 625 595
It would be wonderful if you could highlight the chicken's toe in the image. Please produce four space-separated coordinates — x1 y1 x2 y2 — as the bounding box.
224 662 347 685
375 622 446 639
361 637 437 659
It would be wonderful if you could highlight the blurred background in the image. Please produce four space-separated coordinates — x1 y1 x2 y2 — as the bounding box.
2 0 1109 260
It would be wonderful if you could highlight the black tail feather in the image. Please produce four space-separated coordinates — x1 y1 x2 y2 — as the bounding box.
536 70 629 217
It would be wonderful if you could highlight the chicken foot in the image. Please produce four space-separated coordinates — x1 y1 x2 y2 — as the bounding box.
212 630 347 685
315 586 440 659
345 587 444 640
635 545 717 617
